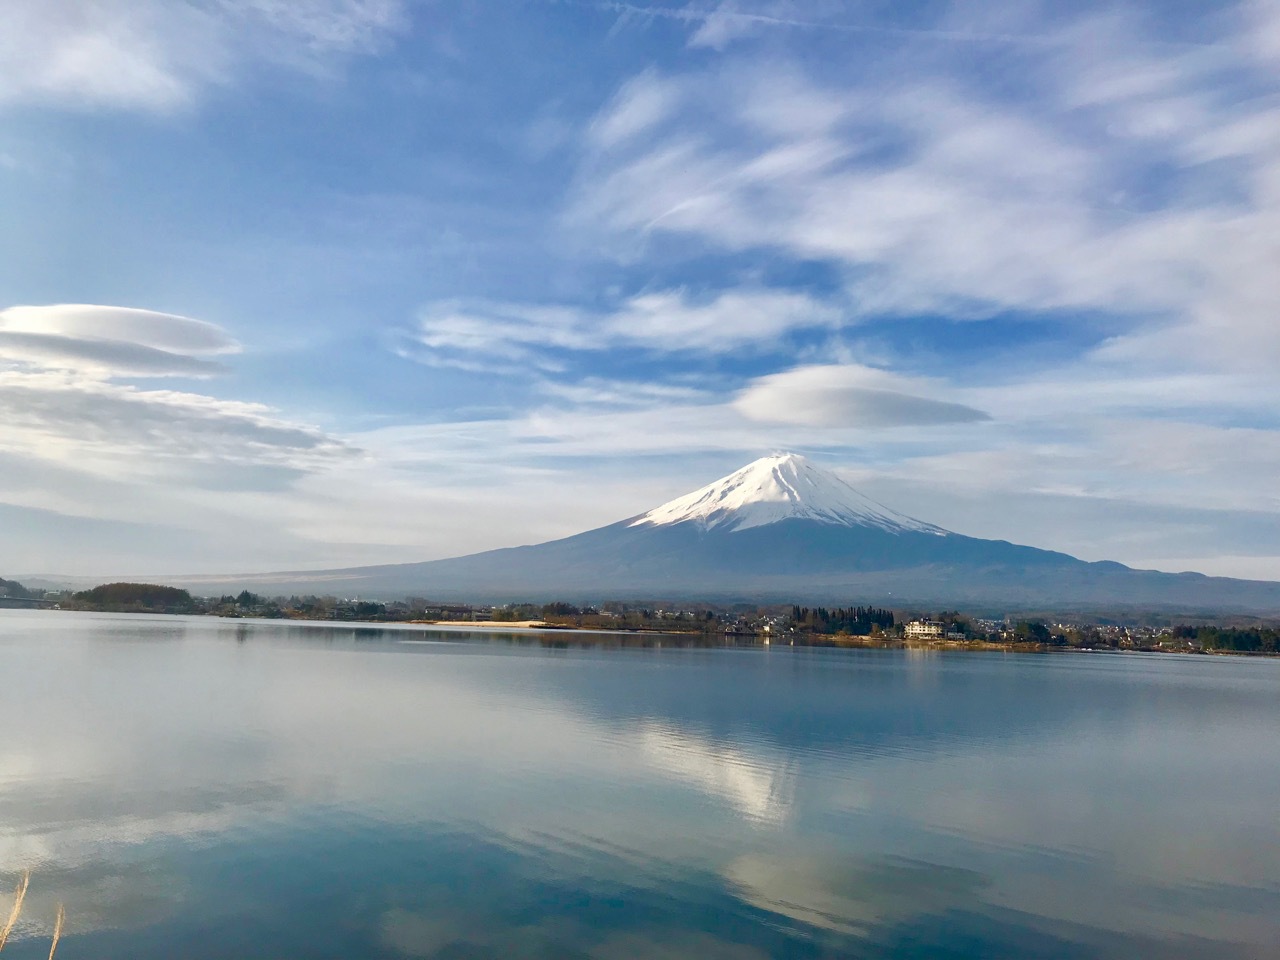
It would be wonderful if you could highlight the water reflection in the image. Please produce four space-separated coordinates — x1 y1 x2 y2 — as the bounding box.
724 853 987 936
636 721 794 824
1 610 1278 959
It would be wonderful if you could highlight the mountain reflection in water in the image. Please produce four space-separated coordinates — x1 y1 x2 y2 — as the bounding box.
1 611 1278 959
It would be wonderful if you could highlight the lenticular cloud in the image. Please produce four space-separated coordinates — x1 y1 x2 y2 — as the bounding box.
0 304 240 378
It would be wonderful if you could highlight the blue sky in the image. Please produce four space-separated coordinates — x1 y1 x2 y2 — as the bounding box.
3 0 1280 579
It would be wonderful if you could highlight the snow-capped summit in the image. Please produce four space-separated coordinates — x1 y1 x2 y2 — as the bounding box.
629 453 946 535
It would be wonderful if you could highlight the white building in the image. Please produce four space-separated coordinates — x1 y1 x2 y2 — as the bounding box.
904 620 945 639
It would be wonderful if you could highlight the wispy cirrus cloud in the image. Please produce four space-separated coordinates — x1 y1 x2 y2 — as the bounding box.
570 6 1280 372
536 377 710 408
0 0 412 112
0 372 350 473
596 0 1067 51
230 0 408 55
408 287 842 371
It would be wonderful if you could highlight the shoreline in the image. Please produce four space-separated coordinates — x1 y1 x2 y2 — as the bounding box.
9 607 1279 655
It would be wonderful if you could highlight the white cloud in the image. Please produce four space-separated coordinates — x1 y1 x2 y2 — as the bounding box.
0 303 352 500
0 303 367 573
352 367 991 468
0 332 226 378
604 0 1048 52
570 13 1280 370
688 4 762 51
672 1 853 52
0 304 238 354
589 70 682 148
1245 0 1280 65
411 287 842 371
575 70 1171 316
613 288 840 348
0 372 349 473
735 364 990 428
0 304 240 377
0 0 411 112
536 377 709 407
0 1 221 111
230 0 408 54
412 300 593 371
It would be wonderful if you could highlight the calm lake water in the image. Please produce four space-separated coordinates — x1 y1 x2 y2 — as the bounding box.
2 610 1279 959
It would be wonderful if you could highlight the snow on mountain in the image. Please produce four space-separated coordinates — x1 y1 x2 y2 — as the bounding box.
628 453 947 535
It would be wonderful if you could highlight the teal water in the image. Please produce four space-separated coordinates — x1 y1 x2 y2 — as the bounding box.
2 610 1278 959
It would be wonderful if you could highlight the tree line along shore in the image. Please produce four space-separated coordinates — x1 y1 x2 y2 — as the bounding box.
4 578 1279 655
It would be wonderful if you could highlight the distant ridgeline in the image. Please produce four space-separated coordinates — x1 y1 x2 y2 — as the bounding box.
791 606 895 636
68 582 195 614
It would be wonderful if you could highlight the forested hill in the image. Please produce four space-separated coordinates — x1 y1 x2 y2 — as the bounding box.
68 583 195 614
790 605 895 635
1172 624 1280 654
0 577 35 599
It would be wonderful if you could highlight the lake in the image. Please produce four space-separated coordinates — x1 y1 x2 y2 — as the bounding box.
2 610 1278 959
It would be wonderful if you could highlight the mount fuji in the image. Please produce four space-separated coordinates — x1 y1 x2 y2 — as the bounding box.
189 454 1280 613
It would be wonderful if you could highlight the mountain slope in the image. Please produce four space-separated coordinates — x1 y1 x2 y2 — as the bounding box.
175 454 1280 613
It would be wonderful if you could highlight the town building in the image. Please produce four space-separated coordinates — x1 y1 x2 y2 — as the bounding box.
904 620 945 639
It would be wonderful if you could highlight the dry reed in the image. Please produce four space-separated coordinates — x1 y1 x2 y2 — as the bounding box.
47 904 64 960
0 871 30 952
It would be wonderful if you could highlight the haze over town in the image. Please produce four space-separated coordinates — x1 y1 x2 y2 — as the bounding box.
4 0 1280 581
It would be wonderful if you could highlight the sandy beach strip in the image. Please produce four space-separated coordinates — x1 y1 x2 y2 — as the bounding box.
413 619 572 629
